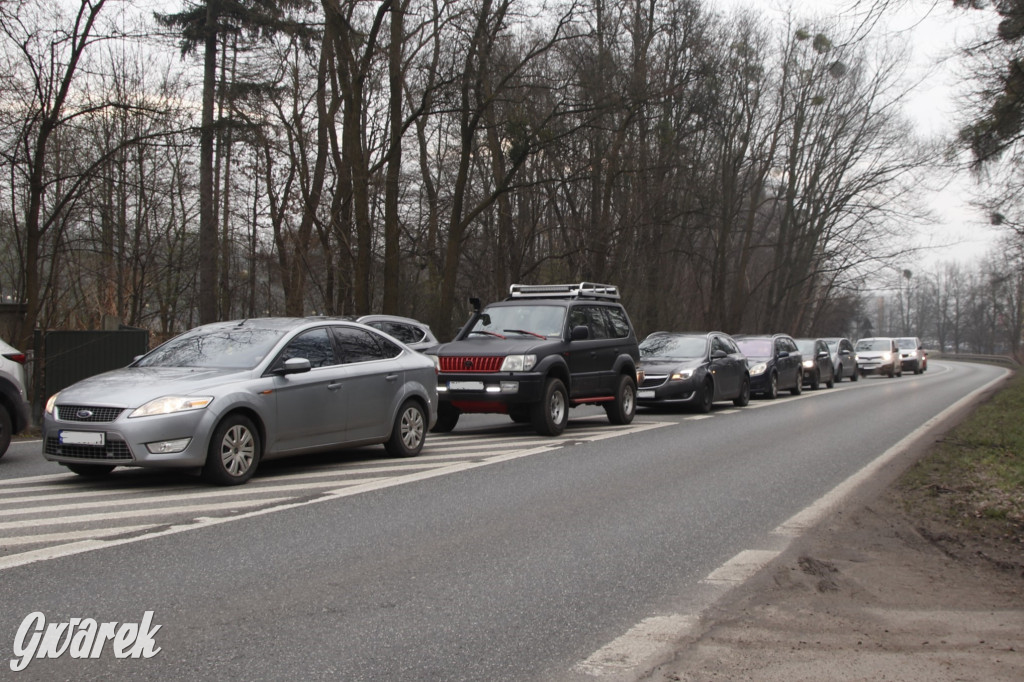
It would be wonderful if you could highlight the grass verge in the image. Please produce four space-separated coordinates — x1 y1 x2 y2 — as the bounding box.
896 368 1024 568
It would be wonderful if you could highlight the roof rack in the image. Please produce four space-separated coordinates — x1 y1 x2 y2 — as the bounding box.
508 282 620 300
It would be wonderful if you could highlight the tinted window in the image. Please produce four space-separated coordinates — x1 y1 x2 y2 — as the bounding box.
720 336 740 355
604 307 632 339
569 305 610 340
736 339 771 358
382 322 424 344
334 327 387 363
640 335 707 358
276 328 337 369
474 304 565 338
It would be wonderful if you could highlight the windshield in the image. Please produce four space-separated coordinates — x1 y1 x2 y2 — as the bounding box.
640 335 707 359
735 338 771 359
827 341 839 352
896 338 918 349
469 304 566 338
856 339 891 352
136 326 288 369
795 340 817 355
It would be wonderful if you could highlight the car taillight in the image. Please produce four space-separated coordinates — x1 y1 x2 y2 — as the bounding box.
3 353 26 365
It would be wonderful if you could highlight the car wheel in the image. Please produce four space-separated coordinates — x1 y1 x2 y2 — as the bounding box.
532 378 568 436
825 367 835 389
604 374 637 425
203 414 260 486
914 362 922 375
385 400 426 458
808 369 820 391
64 463 116 477
834 364 843 383
733 377 750 407
766 372 779 400
432 403 460 432
851 369 860 382
0 407 11 459
791 371 803 395
695 378 714 413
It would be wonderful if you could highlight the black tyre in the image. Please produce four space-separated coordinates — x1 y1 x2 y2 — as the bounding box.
808 369 820 391
0 407 11 460
851 369 860 382
733 377 750 407
695 378 714 414
531 378 568 436
432 403 460 433
604 374 637 425
825 369 835 388
765 372 779 400
834 364 843 383
791 371 803 395
203 414 260 485
385 400 426 458
65 463 116 477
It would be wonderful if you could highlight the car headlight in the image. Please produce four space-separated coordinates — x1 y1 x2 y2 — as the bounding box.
749 362 767 376
130 396 213 418
802 359 814 369
500 354 537 372
670 369 694 381
881 352 891 362
45 393 59 416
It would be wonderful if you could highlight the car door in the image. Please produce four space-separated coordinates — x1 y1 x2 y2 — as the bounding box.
710 335 741 397
565 304 613 398
268 327 348 453
331 326 401 442
776 337 799 388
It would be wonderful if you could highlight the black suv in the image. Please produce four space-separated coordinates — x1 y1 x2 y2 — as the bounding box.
428 283 641 436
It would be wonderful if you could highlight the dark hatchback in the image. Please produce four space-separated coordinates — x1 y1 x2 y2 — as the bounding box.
734 334 803 399
636 332 750 412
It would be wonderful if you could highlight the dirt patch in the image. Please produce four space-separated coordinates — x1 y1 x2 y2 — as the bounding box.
651 487 1024 681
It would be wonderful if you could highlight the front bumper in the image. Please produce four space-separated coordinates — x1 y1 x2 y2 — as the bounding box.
748 371 772 394
42 407 213 469
636 376 700 405
858 361 895 376
436 372 547 412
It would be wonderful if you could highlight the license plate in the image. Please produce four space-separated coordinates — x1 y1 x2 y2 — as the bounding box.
637 390 655 399
59 430 105 446
448 381 485 391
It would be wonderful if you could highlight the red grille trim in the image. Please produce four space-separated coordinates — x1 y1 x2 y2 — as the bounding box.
439 356 504 372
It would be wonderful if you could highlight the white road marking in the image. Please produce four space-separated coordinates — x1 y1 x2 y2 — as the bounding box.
571 364 1010 679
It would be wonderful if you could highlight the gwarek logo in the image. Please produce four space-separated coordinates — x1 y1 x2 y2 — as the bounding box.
10 611 162 672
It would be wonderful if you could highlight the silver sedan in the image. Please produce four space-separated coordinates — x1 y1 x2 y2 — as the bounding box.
42 318 437 485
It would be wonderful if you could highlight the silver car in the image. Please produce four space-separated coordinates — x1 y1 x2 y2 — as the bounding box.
0 338 32 459
43 318 437 485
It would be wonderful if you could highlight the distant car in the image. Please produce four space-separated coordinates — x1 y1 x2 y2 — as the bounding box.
895 337 927 374
637 332 750 412
357 314 439 351
823 337 859 382
794 338 835 390
0 338 32 460
855 337 902 378
42 318 437 484
734 334 803 399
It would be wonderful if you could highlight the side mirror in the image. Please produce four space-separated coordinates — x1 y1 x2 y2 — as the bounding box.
711 349 728 359
777 350 789 358
275 357 312 375
818 351 829 358
571 325 589 341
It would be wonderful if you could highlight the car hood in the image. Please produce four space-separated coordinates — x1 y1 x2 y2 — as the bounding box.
856 350 888 359
638 359 701 373
53 366 256 408
431 336 555 356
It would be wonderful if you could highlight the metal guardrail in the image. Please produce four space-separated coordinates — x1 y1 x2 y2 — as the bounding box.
928 351 1020 367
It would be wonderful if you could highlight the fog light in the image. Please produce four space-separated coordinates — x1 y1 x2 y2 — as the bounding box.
146 438 191 454
500 381 519 393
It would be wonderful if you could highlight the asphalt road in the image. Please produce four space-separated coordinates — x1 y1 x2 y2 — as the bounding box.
0 360 1008 681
